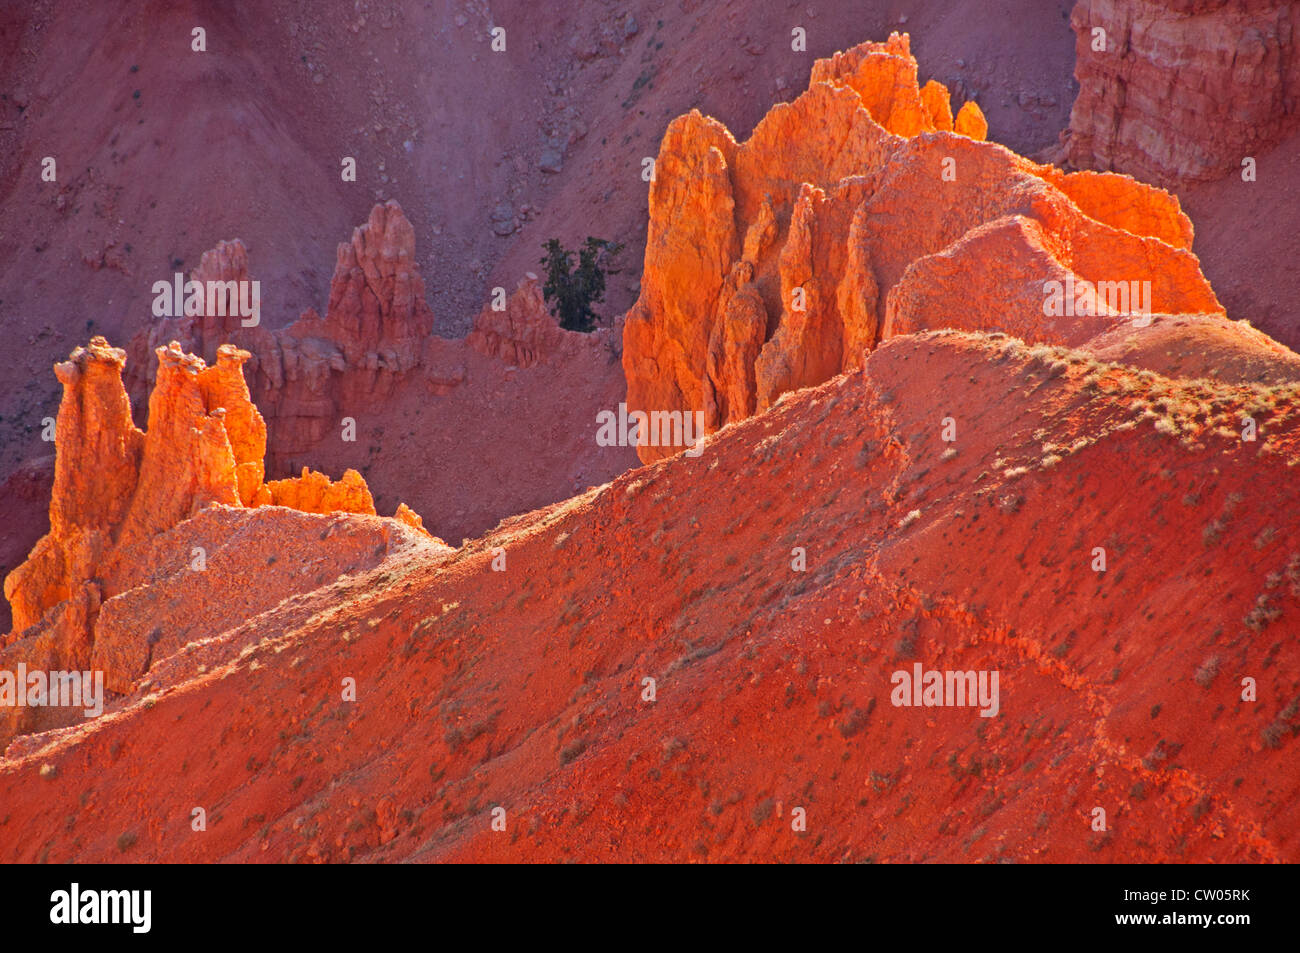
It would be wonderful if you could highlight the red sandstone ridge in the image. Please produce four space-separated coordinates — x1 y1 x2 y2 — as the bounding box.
1065 0 1300 184
2 337 435 745
622 33 1297 465
1 333 1297 862
4 17 1298 869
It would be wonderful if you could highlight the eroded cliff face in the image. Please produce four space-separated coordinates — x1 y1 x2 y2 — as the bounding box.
1065 0 1300 184
2 337 433 743
621 32 1299 465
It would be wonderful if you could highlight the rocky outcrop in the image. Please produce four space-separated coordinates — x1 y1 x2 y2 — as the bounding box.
127 200 438 471
465 273 565 369
3 337 431 743
264 467 375 515
122 201 635 548
0 457 54 634
126 202 605 478
7 340 143 639
621 32 1296 464
1064 0 1300 183
319 200 436 369
124 239 277 396
808 34 988 140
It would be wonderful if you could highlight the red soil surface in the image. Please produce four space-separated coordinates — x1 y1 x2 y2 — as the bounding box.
2 333 1297 862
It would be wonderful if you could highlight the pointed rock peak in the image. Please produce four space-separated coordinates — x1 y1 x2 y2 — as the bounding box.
192 238 251 283
55 335 128 382
5 337 415 698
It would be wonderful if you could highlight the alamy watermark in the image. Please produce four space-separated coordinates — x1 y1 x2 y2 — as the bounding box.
50 883 150 933
151 273 260 327
0 665 104 717
1043 276 1152 327
890 663 1000 717
596 402 705 456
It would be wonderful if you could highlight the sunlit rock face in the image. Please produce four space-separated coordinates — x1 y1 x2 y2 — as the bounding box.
622 32 1243 463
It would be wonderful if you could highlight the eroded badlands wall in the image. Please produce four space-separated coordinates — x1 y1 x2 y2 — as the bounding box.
1066 0 1300 184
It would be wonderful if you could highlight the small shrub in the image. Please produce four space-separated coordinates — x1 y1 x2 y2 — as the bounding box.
1244 595 1281 633
540 237 623 332
1193 655 1220 687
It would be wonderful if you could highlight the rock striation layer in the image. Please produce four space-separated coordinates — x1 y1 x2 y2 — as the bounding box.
1065 0 1300 184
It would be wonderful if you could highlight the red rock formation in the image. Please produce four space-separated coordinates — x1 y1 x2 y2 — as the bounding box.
1065 0 1300 183
124 239 279 396
7 340 142 638
622 33 1294 465
126 202 611 487
808 33 987 140
117 205 636 547
126 200 438 471
465 273 565 368
265 467 375 515
393 502 427 533
2 337 430 743
0 457 54 635
321 200 435 369
251 199 437 465
7 27 1299 868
